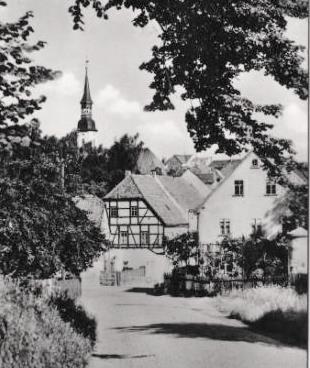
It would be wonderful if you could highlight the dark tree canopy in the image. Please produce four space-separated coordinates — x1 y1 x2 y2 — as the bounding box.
67 0 308 176
46 131 144 197
0 4 59 149
0 124 105 279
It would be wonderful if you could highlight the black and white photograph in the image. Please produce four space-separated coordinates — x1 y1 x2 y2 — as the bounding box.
0 1 308 367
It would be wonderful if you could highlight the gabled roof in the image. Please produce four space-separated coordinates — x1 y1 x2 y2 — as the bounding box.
104 175 143 199
194 152 252 211
104 174 204 226
167 154 192 165
135 148 166 175
219 160 242 177
175 154 192 164
156 176 204 211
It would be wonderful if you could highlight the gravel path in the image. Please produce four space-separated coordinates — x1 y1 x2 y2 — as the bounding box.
79 263 307 368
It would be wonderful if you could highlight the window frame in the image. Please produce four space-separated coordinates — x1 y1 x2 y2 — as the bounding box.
120 230 128 245
266 181 277 196
140 230 150 245
220 219 231 236
234 180 244 196
110 206 118 218
251 159 259 168
130 205 138 217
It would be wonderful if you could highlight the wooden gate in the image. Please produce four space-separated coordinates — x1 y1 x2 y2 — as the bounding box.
100 266 146 286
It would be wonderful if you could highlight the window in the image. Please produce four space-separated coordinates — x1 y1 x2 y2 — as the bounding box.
251 159 258 168
110 206 118 218
266 181 277 195
252 219 262 234
130 206 138 217
220 219 231 235
120 231 128 245
234 180 244 196
141 231 150 245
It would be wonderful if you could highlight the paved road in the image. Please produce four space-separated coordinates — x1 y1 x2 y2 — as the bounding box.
79 265 306 368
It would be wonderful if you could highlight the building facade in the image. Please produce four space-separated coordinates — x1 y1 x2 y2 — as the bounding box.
103 174 204 248
196 152 306 245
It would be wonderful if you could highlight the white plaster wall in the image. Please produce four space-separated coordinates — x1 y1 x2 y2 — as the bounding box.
104 249 172 283
289 237 308 274
77 131 97 148
198 152 286 244
165 226 189 239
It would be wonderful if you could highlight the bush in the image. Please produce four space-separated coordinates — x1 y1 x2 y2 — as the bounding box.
216 286 307 346
0 285 93 368
50 295 97 347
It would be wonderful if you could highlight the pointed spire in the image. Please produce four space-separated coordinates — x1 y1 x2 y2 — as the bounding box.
80 60 93 105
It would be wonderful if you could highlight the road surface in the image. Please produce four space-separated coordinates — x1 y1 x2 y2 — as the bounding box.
79 264 306 368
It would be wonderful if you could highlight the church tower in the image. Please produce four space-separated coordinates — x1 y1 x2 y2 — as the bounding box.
77 62 97 148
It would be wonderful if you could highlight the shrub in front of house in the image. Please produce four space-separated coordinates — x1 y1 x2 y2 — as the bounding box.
0 285 93 368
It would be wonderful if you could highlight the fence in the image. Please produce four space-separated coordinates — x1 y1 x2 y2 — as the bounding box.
0 276 81 300
100 266 146 286
163 274 288 296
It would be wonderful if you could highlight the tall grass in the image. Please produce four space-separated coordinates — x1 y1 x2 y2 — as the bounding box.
216 286 307 322
0 284 93 368
216 286 307 346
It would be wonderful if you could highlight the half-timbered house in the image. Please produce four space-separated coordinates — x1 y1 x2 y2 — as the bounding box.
103 173 205 248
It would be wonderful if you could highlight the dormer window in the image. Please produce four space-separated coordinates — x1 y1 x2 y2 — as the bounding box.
234 180 244 196
266 181 277 196
251 159 258 168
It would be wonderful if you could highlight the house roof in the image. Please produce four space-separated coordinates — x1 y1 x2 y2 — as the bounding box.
167 154 192 165
135 148 166 175
288 227 308 238
175 154 192 164
104 174 204 226
194 152 252 211
188 159 240 186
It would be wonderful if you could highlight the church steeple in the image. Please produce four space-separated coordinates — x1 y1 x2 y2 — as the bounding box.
80 62 93 106
77 61 97 148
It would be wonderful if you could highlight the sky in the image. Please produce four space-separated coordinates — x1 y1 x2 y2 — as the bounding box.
1 1 308 160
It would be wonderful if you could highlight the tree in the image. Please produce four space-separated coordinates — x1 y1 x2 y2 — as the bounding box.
0 123 105 279
165 232 199 273
66 0 308 176
220 234 288 279
0 3 59 150
105 133 144 191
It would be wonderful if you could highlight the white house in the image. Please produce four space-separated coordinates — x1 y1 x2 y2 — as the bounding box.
196 151 307 245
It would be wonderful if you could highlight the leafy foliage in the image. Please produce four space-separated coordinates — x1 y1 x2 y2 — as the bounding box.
67 0 308 176
51 294 97 347
0 4 59 150
63 132 143 196
0 124 105 279
165 232 199 270
0 284 92 368
220 234 288 279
